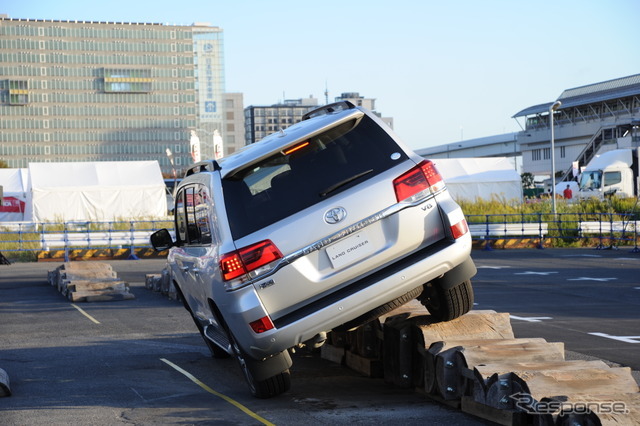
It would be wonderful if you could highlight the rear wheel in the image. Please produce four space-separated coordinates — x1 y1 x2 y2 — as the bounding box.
229 332 291 398
419 280 474 322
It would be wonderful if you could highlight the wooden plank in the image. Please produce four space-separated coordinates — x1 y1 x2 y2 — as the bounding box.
511 366 639 402
473 360 610 404
68 289 132 302
63 270 118 280
417 310 515 348
345 351 383 378
84 293 135 302
66 280 127 292
547 393 640 426
425 338 549 396
434 340 565 400
320 343 345 365
62 262 113 271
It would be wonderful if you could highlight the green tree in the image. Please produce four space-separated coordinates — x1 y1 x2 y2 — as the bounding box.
521 172 535 189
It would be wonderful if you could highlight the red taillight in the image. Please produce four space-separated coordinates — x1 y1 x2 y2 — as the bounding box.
451 219 469 239
220 239 283 281
393 160 444 202
249 316 275 334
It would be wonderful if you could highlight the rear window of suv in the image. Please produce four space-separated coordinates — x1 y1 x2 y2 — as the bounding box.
222 114 409 239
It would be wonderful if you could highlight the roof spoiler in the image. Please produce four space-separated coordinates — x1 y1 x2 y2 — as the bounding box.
302 100 356 121
184 160 220 177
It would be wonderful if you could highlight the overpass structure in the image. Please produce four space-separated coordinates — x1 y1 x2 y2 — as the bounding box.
418 74 640 181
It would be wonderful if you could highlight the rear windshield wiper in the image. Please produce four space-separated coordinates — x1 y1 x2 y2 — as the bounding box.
319 169 373 197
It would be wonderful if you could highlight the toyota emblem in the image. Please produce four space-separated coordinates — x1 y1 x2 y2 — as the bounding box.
324 207 347 224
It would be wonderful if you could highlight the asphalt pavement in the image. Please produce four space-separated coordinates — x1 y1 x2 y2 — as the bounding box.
1 248 638 425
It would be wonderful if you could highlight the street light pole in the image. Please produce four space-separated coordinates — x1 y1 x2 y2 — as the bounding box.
550 100 562 215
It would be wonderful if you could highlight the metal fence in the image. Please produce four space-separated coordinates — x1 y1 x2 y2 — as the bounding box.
0 213 639 260
0 219 174 260
467 212 640 252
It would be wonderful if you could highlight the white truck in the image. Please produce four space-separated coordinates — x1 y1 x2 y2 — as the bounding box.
578 148 640 199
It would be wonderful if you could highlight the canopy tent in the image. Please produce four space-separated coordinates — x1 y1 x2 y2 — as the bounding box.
428 157 522 202
24 161 167 222
0 168 28 221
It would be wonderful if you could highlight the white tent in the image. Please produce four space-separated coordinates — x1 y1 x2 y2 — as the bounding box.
429 157 522 202
25 161 167 222
0 168 28 221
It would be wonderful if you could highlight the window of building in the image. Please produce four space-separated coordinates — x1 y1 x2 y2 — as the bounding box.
532 149 541 161
543 148 550 160
103 68 152 93
9 80 29 105
560 146 566 158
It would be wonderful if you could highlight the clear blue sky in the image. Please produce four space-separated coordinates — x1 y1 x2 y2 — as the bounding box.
3 0 639 150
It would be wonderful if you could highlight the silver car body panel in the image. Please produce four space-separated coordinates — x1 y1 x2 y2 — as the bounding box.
165 104 474 360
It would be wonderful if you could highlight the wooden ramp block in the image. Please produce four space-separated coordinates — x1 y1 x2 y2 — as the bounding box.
434 339 566 400
545 392 640 426
320 343 345 365
345 351 383 378
47 262 134 303
473 360 610 405
383 309 514 391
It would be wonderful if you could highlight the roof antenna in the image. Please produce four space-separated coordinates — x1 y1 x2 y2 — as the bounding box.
324 81 329 105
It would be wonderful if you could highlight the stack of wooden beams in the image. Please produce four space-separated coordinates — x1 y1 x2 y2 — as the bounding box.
48 262 134 302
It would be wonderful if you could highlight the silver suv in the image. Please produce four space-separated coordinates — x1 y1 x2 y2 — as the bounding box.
151 101 476 398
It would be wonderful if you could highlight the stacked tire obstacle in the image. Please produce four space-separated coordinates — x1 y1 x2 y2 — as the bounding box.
323 302 640 425
47 262 135 302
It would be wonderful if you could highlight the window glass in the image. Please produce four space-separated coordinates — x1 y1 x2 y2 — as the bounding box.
175 189 187 243
175 184 213 245
603 171 622 186
223 114 407 239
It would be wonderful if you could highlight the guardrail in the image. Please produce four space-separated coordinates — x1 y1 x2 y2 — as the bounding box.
467 212 640 251
0 219 174 261
0 213 639 261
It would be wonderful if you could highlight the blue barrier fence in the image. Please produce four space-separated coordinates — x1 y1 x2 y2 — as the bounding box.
0 219 174 260
0 213 638 260
467 212 640 251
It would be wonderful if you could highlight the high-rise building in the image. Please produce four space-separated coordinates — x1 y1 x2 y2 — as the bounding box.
334 92 393 129
244 96 318 144
244 93 394 145
0 16 229 174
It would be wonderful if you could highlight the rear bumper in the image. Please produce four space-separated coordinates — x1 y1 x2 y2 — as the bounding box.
238 233 473 359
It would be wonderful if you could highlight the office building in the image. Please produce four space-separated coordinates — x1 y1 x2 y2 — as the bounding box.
244 92 393 144
244 96 318 144
0 16 229 174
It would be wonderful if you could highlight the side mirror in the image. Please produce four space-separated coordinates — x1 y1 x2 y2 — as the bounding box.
150 229 175 251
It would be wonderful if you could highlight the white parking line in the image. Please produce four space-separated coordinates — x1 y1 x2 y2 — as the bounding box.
71 303 101 324
567 277 617 282
476 266 511 269
510 315 552 323
514 271 558 276
589 332 640 344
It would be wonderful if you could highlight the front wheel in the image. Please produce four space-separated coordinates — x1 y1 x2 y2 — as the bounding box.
229 333 291 398
419 279 474 322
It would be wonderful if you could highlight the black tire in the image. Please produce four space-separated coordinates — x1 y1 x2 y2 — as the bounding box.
174 283 230 359
335 286 424 331
229 333 291 398
419 279 474 322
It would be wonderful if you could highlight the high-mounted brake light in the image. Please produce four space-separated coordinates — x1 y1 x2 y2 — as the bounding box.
220 240 283 282
393 160 444 202
282 141 310 155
